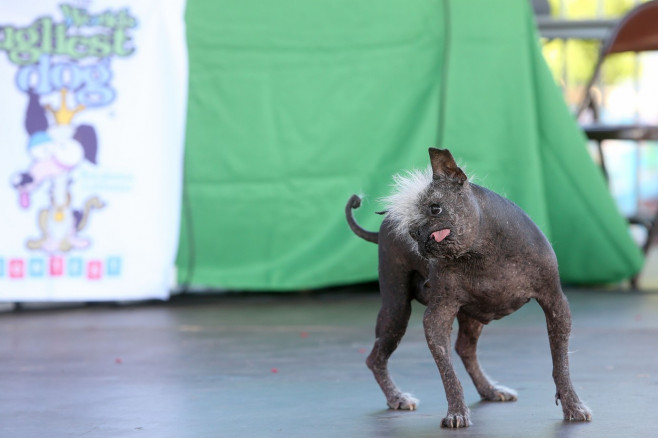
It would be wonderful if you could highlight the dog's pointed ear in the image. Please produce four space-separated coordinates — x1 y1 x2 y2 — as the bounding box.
429 148 467 184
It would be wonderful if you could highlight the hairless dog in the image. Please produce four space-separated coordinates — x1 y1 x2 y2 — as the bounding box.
346 148 592 428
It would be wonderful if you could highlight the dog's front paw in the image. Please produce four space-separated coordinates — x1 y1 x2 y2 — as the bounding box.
481 385 518 402
387 393 419 410
563 402 592 422
441 410 471 428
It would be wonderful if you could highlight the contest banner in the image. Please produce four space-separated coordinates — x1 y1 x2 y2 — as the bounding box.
0 0 188 301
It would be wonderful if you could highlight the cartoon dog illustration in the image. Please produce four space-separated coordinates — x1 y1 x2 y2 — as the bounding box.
12 88 104 253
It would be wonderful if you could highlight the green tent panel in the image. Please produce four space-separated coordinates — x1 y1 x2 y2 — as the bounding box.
178 0 643 290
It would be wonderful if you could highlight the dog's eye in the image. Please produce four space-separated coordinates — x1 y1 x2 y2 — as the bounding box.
430 204 443 216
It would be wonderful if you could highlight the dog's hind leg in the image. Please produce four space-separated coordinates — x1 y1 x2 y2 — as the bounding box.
366 292 417 409
536 288 592 422
366 266 418 410
455 312 517 402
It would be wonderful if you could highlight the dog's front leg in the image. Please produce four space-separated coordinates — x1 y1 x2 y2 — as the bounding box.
424 300 470 428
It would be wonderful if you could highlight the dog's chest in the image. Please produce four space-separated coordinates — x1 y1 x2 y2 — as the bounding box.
436 257 537 323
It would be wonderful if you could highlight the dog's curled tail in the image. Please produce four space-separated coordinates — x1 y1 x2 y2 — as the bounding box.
345 195 379 244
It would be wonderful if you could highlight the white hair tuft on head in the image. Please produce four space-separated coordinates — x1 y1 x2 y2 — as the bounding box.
380 166 434 245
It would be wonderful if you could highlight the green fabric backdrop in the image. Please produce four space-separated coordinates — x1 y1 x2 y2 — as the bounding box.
178 0 643 290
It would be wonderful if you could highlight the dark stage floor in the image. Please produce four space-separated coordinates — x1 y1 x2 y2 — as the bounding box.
1 285 657 438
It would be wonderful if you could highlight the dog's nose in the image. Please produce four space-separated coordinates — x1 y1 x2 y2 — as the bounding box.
410 228 422 241
12 172 33 188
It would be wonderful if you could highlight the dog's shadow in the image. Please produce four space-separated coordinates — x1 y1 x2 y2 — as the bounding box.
368 401 587 438
368 408 444 438
550 418 592 438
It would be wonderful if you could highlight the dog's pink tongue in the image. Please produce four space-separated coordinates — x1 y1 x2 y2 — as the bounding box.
431 229 450 243
19 192 30 209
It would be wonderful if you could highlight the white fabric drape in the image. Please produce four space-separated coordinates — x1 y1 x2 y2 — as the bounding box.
0 0 188 301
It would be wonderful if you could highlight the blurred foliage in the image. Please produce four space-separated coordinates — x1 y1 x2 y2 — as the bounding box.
547 0 639 18
541 0 646 87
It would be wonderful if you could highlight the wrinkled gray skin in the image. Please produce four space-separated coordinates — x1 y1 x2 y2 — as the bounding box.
346 148 592 428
